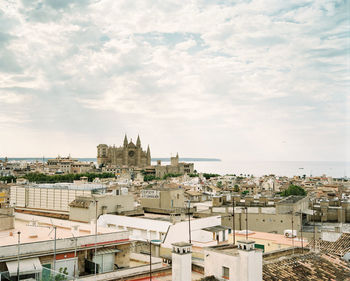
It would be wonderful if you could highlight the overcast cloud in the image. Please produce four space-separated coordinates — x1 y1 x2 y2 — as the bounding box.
0 0 348 161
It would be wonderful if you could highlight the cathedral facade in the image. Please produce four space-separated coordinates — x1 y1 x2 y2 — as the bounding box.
97 135 151 167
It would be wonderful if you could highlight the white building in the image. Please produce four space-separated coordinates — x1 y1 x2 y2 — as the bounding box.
10 183 106 212
97 214 228 249
204 240 262 281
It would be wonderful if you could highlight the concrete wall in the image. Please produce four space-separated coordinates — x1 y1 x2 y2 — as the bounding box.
0 215 14 231
70 195 135 223
116 243 130 268
221 211 301 235
275 196 309 214
140 189 184 210
204 250 240 281
140 197 160 209
204 248 262 281
160 189 184 209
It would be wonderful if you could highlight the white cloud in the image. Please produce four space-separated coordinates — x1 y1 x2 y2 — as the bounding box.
0 0 348 162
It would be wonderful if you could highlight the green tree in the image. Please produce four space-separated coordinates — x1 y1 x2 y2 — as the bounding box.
202 173 220 180
281 184 306 197
216 181 223 188
144 174 159 181
162 173 182 180
23 172 114 183
234 184 239 192
0 175 16 183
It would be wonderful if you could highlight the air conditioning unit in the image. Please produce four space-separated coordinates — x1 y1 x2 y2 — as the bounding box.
284 230 297 238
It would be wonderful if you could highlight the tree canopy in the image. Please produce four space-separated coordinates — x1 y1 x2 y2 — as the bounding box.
281 184 306 197
22 172 114 183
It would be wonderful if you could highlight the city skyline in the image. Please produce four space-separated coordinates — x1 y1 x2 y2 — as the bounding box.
0 1 348 162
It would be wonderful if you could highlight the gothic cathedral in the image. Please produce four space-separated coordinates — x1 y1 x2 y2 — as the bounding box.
97 135 151 167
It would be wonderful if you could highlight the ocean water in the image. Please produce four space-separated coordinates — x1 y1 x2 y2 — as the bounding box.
1 158 348 178
189 160 349 178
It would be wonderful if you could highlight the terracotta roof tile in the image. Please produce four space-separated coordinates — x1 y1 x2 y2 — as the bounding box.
263 253 350 280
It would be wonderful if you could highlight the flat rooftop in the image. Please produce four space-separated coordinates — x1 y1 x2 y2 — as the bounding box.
232 230 307 247
277 195 305 204
205 244 239 256
0 213 120 247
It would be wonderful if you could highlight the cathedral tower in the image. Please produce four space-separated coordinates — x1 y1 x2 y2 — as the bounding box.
123 134 128 165
136 135 141 166
97 135 150 168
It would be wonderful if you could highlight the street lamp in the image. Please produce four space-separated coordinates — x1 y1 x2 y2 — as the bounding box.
17 231 20 281
132 238 161 281
187 200 191 244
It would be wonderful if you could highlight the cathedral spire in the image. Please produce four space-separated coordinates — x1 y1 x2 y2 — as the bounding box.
136 135 141 147
147 145 151 164
123 134 128 147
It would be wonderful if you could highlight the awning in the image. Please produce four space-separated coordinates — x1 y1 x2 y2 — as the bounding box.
202 225 230 233
96 248 122 255
6 257 43 277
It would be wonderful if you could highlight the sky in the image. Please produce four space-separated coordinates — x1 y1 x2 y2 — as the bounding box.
0 0 349 161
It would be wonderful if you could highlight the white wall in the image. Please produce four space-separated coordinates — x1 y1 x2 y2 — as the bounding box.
204 248 262 281
98 214 222 249
163 216 221 248
172 251 192 281
204 250 240 281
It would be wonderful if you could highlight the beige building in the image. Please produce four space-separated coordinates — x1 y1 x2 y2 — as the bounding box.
196 196 311 238
140 186 185 211
97 135 151 168
0 187 14 231
154 154 194 178
47 156 94 174
69 194 135 223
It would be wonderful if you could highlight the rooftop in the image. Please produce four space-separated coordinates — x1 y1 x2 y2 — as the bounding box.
0 213 118 247
263 252 350 280
277 195 306 204
172 242 192 247
307 232 350 256
232 230 307 247
204 244 239 256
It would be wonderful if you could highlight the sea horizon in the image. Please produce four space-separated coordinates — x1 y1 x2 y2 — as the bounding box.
1 157 348 178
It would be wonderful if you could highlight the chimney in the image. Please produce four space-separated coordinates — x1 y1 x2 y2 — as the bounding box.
172 242 192 281
238 240 263 281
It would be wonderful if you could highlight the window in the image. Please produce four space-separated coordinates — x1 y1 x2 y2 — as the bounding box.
222 266 229 279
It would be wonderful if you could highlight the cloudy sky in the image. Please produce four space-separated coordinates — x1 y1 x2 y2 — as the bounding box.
0 0 348 161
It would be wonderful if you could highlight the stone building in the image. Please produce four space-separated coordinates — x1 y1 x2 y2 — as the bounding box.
154 154 194 178
47 155 94 174
97 135 151 168
69 194 135 223
140 186 185 211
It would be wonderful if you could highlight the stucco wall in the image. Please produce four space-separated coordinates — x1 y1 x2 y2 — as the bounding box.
221 212 301 235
